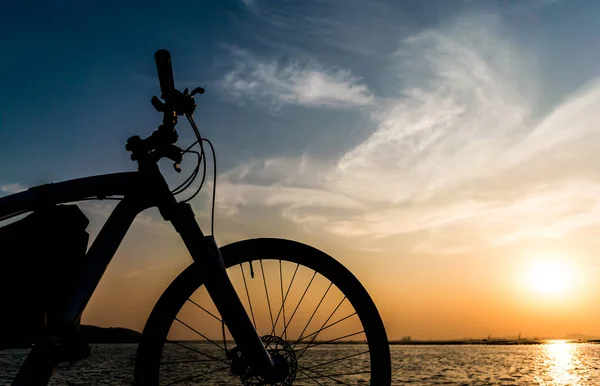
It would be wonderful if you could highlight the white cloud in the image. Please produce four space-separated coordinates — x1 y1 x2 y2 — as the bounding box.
325 178 600 242
508 78 600 168
333 25 532 204
219 47 374 110
211 16 600 253
244 0 405 57
0 183 27 194
214 180 364 218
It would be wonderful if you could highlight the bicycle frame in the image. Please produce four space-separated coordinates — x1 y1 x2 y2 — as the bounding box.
0 164 275 384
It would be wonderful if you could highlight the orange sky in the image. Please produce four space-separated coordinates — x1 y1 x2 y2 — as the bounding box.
80 202 600 340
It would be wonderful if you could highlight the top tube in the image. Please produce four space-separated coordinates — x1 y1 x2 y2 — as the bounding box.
0 171 140 219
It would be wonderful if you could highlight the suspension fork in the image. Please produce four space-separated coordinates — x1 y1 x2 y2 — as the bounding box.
168 202 275 376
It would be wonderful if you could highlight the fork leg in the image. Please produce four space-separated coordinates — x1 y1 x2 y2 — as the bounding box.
168 202 276 378
12 341 56 386
13 331 91 386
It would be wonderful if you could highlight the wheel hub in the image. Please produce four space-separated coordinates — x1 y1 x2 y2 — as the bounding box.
240 335 297 385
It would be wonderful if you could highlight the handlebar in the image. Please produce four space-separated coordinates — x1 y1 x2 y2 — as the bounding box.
154 49 176 131
125 49 204 170
154 49 175 103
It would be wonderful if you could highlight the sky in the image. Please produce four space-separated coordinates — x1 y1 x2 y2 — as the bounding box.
1 0 600 340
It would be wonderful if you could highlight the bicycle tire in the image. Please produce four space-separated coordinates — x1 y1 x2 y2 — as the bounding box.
134 238 391 385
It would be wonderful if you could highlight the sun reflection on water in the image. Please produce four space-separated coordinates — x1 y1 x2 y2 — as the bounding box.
541 340 584 385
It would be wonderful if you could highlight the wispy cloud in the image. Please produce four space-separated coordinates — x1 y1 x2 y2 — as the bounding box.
334 22 533 204
219 46 374 110
242 0 404 57
211 15 600 254
214 179 364 219
79 201 174 235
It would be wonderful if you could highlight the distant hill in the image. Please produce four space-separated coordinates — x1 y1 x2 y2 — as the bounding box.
563 333 600 341
80 325 141 343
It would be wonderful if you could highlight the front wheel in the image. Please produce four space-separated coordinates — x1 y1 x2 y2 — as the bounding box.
135 238 391 385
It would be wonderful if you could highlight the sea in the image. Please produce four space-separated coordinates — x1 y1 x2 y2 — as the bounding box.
2 341 600 385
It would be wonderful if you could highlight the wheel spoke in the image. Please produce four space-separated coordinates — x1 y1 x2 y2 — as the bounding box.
174 317 226 352
295 295 346 359
298 368 326 385
292 282 333 351
240 264 257 329
296 366 358 385
279 270 317 338
164 340 229 365
186 298 222 323
306 349 370 370
271 263 300 335
296 368 370 382
260 260 275 333
279 259 287 340
294 330 365 352
293 312 357 344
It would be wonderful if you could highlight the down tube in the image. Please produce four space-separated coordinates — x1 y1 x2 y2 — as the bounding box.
61 199 149 326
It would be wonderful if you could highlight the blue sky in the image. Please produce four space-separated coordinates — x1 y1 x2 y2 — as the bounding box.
3 0 599 182
2 0 600 339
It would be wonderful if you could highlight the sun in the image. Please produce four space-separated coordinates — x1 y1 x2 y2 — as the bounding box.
527 259 572 295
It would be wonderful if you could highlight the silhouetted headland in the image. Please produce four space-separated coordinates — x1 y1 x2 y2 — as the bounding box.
1 325 141 349
80 325 141 343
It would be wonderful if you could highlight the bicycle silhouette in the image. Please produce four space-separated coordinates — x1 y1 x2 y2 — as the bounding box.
0 50 391 385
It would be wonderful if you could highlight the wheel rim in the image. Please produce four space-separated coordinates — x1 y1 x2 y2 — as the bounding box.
136 239 390 385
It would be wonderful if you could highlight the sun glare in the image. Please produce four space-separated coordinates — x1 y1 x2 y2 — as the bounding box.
527 259 572 295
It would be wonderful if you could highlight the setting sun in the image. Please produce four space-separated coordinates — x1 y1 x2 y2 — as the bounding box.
527 260 572 295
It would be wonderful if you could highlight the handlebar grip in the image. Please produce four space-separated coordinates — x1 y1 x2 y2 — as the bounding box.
155 49 175 102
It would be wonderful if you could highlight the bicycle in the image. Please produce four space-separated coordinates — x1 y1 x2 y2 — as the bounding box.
0 50 391 385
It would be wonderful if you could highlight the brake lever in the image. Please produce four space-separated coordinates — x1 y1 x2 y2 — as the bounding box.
150 144 184 172
151 95 166 112
190 87 205 96
151 87 205 117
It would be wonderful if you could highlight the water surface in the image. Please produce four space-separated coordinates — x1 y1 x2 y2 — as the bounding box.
2 341 600 384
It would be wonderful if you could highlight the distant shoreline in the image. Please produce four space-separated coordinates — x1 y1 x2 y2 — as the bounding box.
71 327 600 346
390 339 600 345
390 340 543 345
6 325 598 347
80 325 141 344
